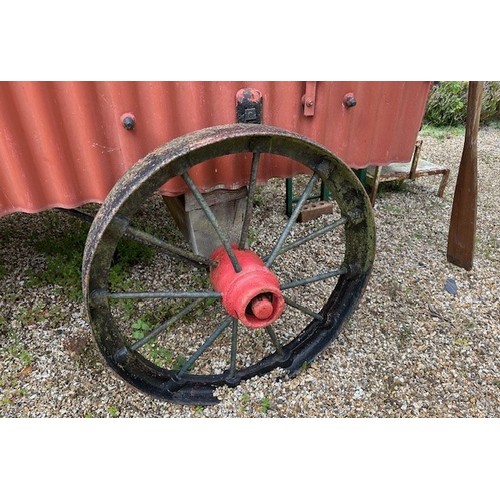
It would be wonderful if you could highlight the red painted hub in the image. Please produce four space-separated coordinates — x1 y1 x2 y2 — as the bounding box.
210 245 285 328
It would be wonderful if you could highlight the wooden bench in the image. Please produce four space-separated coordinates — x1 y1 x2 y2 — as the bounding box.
366 140 450 206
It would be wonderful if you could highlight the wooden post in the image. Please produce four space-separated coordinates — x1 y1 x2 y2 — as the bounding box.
446 81 483 270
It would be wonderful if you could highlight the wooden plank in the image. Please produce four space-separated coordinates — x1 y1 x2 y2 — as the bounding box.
446 81 484 271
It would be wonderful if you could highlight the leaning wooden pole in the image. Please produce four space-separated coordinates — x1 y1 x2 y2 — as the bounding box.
446 81 484 271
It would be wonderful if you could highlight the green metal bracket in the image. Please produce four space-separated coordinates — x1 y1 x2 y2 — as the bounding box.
354 168 367 186
285 178 330 217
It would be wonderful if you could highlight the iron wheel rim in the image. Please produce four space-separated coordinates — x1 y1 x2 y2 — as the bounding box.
82 124 375 405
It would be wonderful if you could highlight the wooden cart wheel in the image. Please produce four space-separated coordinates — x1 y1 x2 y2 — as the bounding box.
82 124 375 405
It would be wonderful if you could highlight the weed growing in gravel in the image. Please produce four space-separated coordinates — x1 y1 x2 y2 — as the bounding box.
1 330 32 368
145 343 173 365
260 397 272 413
299 361 310 373
131 318 151 340
0 316 8 335
0 381 28 407
17 304 45 327
481 235 499 263
453 337 470 348
107 406 119 417
134 339 188 371
238 392 251 414
383 203 403 215
398 324 412 344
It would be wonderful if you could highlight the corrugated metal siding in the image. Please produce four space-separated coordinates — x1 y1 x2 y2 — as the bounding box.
0 81 431 217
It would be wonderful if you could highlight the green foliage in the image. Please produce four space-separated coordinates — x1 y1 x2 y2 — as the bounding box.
172 355 187 371
424 81 500 127
31 215 153 299
131 318 151 340
424 81 468 127
482 81 500 122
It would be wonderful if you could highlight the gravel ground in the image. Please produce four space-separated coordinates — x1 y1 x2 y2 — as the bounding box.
1 125 499 418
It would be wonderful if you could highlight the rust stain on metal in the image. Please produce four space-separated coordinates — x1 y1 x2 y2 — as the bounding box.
0 81 432 217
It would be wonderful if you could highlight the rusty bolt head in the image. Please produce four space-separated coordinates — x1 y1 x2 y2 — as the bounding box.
121 113 136 130
343 93 357 108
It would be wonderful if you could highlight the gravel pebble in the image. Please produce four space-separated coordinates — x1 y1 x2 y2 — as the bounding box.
1 126 499 418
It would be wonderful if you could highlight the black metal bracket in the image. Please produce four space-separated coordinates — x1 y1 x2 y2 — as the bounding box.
236 88 263 124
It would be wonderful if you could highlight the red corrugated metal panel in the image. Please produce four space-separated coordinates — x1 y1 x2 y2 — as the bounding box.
0 81 431 217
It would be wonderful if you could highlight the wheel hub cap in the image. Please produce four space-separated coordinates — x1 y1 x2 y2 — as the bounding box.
210 245 285 328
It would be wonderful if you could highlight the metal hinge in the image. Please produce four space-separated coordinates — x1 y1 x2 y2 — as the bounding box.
302 81 317 116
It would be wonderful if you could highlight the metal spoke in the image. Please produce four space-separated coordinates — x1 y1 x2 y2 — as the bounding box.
265 326 284 356
264 216 348 259
124 224 213 268
229 318 238 378
265 173 319 268
58 208 95 224
104 290 221 300
177 316 233 377
283 296 324 321
65 207 212 268
280 267 348 290
130 298 205 351
239 152 260 249
182 171 242 273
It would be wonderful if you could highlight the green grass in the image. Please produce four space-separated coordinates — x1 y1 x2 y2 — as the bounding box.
420 123 465 140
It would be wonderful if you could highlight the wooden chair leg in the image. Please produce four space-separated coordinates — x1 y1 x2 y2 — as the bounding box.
438 170 450 197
